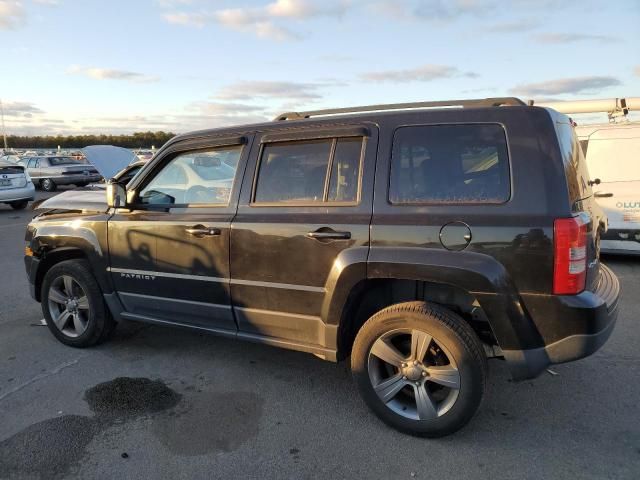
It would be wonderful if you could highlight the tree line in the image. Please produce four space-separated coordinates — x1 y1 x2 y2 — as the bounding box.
4 131 176 149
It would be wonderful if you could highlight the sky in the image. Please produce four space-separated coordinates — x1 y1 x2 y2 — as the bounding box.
1 0 639 136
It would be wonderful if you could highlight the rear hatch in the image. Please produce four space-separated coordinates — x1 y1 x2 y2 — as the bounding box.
553 117 602 292
0 163 28 189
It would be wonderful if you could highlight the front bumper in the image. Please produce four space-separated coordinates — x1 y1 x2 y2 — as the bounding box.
503 264 620 380
25 254 40 301
0 183 35 203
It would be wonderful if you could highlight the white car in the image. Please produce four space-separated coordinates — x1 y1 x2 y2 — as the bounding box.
0 160 35 210
576 122 640 255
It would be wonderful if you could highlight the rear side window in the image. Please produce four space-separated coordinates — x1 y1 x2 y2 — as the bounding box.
389 124 510 204
555 122 592 202
254 137 363 204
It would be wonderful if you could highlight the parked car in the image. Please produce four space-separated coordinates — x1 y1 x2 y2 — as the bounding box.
19 155 102 191
576 122 640 255
0 160 35 209
0 153 22 164
23 97 619 437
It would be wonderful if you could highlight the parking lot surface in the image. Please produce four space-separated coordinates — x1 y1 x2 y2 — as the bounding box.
1 189 639 480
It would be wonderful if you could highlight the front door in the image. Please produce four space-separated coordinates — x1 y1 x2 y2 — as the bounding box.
230 125 377 351
108 136 251 333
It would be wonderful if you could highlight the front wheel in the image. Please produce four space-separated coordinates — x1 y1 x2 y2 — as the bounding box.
41 259 116 347
40 178 57 192
10 200 28 210
351 301 487 437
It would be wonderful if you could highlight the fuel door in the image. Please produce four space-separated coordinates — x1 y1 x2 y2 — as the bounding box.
439 221 472 251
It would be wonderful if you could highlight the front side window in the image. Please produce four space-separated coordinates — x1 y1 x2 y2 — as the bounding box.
139 145 242 206
389 124 510 204
254 137 363 204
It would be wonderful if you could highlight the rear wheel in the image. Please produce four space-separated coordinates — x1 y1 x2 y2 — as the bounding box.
351 301 487 437
41 259 116 347
10 200 28 210
40 178 57 192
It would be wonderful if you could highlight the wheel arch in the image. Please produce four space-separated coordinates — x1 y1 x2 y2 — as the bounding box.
329 247 546 360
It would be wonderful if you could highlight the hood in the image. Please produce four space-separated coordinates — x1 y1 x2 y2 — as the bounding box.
81 145 137 180
34 188 108 213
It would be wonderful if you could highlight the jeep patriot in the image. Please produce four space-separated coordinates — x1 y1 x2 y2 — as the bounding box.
24 97 620 436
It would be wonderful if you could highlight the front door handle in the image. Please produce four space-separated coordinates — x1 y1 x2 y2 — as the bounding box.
185 225 221 237
594 192 613 198
306 229 351 240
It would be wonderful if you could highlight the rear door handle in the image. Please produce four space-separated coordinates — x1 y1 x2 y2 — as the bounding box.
306 229 351 240
594 192 613 198
185 225 221 237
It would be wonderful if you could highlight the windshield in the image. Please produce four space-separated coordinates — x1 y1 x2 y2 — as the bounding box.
48 157 87 166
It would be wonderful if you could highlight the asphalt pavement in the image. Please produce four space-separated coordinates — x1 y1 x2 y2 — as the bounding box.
1 188 638 479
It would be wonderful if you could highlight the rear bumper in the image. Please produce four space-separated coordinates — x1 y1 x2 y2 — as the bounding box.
0 183 35 203
503 264 620 380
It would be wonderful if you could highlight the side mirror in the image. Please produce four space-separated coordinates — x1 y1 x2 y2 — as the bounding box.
106 181 127 208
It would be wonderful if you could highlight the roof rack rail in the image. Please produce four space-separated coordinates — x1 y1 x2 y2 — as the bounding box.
274 97 526 121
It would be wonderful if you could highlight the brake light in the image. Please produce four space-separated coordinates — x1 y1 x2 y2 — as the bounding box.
553 215 588 294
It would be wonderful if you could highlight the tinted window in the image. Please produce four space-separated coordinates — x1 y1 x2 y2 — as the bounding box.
389 124 510 204
28 158 38 168
48 157 84 166
254 137 363 204
328 138 362 202
556 122 592 202
140 145 242 205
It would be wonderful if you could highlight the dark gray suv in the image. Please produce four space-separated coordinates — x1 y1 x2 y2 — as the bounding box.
24 98 620 437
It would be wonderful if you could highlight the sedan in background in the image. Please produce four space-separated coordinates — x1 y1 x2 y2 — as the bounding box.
19 156 101 191
0 160 35 210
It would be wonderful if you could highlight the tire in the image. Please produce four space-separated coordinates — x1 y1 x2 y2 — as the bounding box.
10 200 28 210
40 178 57 192
351 301 487 437
41 259 116 347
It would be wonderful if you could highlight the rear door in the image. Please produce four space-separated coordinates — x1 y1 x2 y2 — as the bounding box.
230 125 377 350
107 135 251 333
579 126 640 247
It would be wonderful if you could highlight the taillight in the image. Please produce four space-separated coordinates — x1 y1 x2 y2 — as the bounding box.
553 215 589 294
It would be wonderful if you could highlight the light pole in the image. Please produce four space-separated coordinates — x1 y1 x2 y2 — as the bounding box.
0 99 7 150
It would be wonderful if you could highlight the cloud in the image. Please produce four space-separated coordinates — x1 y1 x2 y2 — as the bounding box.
534 33 618 44
214 80 324 101
0 0 25 29
488 18 540 33
360 64 478 82
635 66 640 78
186 101 266 115
162 0 349 41
1 101 44 117
67 65 159 83
510 76 622 96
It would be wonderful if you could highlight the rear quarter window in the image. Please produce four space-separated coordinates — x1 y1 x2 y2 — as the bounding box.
389 124 511 204
555 122 592 202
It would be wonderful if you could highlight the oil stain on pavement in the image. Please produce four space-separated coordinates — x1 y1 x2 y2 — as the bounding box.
0 377 262 479
152 391 264 456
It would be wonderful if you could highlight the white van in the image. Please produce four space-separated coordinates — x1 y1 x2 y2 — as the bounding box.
531 97 640 255
576 122 640 255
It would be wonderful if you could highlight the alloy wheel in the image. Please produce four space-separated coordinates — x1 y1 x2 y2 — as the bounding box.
47 275 90 337
367 328 461 421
